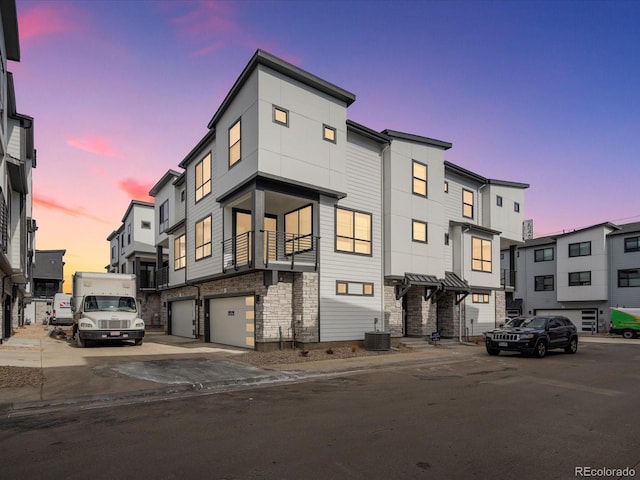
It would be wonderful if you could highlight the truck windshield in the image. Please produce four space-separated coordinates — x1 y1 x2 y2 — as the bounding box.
84 296 137 313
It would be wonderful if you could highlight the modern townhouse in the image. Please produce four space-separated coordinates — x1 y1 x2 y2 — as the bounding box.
0 0 37 340
106 200 162 326
150 49 528 350
507 221 640 333
26 249 65 325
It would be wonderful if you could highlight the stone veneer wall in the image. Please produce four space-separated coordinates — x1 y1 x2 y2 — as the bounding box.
437 293 464 339
384 282 402 337
406 288 437 336
160 271 319 348
137 291 163 327
494 290 506 326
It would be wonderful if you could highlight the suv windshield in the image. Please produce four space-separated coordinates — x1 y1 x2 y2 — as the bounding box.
521 317 547 329
84 295 137 313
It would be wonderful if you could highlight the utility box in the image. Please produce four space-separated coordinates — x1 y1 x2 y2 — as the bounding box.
364 331 391 351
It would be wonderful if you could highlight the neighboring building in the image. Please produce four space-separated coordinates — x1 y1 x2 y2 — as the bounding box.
144 49 528 350
106 200 162 326
0 1 37 339
506 221 640 333
26 249 65 325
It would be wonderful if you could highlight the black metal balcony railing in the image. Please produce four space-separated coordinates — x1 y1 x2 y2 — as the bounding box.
222 230 319 272
156 266 169 289
501 269 516 289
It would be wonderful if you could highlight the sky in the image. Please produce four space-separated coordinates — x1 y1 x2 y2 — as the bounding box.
11 0 640 290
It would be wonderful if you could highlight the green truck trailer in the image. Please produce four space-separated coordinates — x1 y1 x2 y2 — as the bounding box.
610 308 640 339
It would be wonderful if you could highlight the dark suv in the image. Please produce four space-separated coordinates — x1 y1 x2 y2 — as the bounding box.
484 315 578 358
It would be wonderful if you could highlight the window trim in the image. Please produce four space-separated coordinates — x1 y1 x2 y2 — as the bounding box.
159 200 169 233
336 280 374 296
228 118 241 168
174 234 186 271
443 181 449 193
569 241 591 258
534 275 554 291
195 153 212 202
471 236 492 273
412 219 428 243
472 293 490 303
284 204 313 255
462 189 474 219
514 202 520 213
323 124 336 143
273 105 289 127
194 215 212 261
618 268 640 288
412 160 428 198
335 206 372 256
568 271 591 286
624 236 640 253
534 247 554 262
496 195 503 207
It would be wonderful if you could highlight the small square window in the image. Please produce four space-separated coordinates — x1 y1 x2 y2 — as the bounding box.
323 125 336 143
496 196 503 207
141 221 151 229
273 105 288 126
412 220 427 243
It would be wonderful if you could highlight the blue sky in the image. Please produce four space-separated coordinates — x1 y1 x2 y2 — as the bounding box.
11 0 640 279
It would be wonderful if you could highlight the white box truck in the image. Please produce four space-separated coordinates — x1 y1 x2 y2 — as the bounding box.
71 272 145 347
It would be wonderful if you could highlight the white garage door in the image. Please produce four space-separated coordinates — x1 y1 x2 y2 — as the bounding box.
171 299 196 338
209 296 254 349
536 309 598 333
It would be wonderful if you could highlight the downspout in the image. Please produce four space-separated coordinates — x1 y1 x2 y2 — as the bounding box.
0 274 5 343
460 226 470 343
380 142 390 332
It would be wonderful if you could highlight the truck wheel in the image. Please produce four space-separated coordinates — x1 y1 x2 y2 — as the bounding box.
76 332 86 348
564 336 578 354
134 338 143 346
533 340 547 358
622 330 637 339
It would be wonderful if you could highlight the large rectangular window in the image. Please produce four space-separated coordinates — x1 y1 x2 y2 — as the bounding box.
569 271 591 286
472 237 492 272
569 241 591 257
535 275 554 291
284 205 312 254
534 247 554 262
229 119 241 167
195 153 211 202
624 236 640 253
159 200 169 233
195 216 212 260
463 189 474 218
412 160 427 197
336 207 372 255
412 220 427 243
174 234 186 270
618 269 640 287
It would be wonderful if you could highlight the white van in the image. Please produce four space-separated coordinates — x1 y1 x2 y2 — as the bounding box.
51 293 73 326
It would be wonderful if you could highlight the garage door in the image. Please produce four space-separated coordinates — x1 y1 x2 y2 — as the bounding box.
170 299 196 338
536 309 598 333
209 296 254 348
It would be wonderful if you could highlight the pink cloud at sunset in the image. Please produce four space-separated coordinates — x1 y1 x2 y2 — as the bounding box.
66 135 120 158
18 3 79 41
33 194 109 224
118 179 154 202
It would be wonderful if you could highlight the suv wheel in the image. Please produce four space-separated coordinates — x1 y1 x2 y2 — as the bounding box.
486 347 500 356
564 336 578 354
533 340 547 358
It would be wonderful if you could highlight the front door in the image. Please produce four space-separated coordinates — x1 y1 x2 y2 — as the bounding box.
233 211 277 265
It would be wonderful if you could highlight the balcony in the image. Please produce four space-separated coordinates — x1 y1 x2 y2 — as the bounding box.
156 266 169 289
222 230 319 273
501 269 516 289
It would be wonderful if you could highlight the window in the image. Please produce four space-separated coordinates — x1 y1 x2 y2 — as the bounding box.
336 281 374 296
472 237 492 272
273 105 288 126
412 219 427 243
127 224 131 244
514 202 520 213
121 235 124 248
535 275 554 291
618 269 640 287
111 245 115 260
141 221 151 229
534 247 554 262
159 200 169 233
444 181 449 193
336 207 372 255
195 216 212 260
472 294 489 303
180 189 185 202
284 205 312 254
496 195 503 207
569 271 591 286
463 189 474 218
444 233 449 245
174 234 186 270
229 119 241 167
624 236 640 253
412 160 427 197
569 241 591 257
323 124 336 143
195 153 211 202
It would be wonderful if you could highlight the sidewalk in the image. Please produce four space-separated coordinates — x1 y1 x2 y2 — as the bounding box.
0 325 478 416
